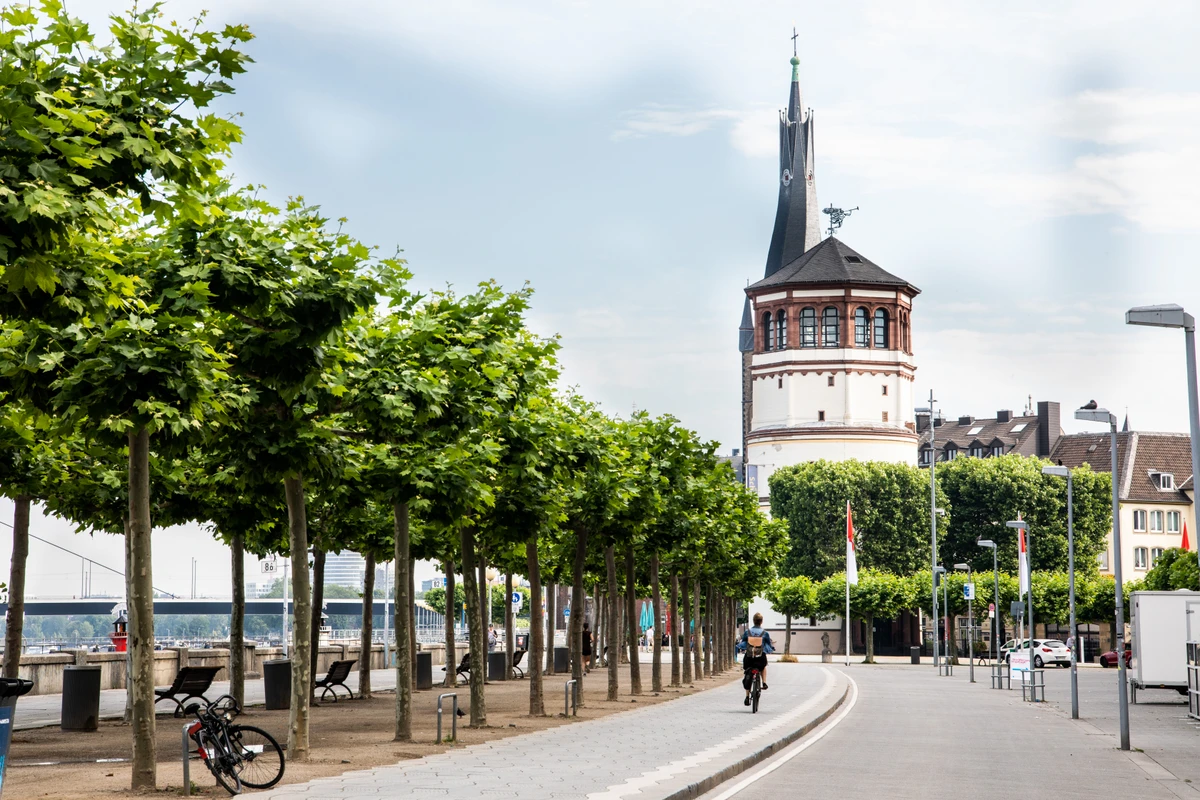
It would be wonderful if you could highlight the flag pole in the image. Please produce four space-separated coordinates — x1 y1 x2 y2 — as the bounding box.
845 572 850 667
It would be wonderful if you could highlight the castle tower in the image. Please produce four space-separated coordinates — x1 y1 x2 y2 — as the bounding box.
739 54 920 505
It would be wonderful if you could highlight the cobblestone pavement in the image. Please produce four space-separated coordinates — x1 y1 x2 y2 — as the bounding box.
700 665 1188 800
13 668 397 730
254 663 844 800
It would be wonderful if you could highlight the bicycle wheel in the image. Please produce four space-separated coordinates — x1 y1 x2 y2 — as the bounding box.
751 673 761 714
198 732 242 796
229 725 286 789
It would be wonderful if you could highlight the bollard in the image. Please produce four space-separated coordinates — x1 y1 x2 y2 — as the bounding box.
564 679 577 717
436 692 458 743
182 723 192 797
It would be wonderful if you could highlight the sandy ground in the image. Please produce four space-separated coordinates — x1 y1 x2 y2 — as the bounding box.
5 658 734 798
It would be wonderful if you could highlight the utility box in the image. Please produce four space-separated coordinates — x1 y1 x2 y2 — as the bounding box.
1130 590 1200 701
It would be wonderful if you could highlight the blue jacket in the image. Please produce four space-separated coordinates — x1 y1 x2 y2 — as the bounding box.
736 626 775 654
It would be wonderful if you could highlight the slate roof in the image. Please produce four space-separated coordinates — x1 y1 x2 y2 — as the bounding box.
748 237 919 293
918 413 1042 461
1050 431 1194 504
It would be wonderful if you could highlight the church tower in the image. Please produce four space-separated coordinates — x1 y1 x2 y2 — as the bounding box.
739 53 920 505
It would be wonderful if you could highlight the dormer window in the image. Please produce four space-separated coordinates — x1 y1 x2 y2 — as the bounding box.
919 447 933 466
1151 472 1175 491
944 443 959 461
968 442 985 458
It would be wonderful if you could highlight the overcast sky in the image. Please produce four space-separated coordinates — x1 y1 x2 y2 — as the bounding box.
7 1 1200 599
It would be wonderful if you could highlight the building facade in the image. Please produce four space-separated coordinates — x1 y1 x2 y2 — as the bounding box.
323 551 367 592
916 401 1062 466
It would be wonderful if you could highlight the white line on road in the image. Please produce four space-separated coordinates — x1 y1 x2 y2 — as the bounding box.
703 669 859 800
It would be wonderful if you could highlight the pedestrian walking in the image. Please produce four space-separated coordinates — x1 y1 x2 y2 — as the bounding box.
582 621 593 674
488 624 498 652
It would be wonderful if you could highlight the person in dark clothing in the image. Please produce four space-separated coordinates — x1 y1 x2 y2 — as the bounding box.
582 621 593 674
736 612 775 705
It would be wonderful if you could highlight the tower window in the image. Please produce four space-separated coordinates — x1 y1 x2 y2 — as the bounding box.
818 410 826 422
777 377 783 389
854 307 870 347
874 308 889 349
827 375 835 387
763 312 775 351
882 411 889 422
776 310 788 349
822 307 839 347
800 307 817 347
882 385 888 396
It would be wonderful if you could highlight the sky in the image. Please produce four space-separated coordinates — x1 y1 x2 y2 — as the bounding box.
7 0 1200 599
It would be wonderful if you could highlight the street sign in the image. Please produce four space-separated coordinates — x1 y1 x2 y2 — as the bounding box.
1010 601 1025 618
988 609 994 618
963 583 975 601
564 607 571 620
1009 651 1031 673
261 560 277 574
988 602 995 612
511 591 523 612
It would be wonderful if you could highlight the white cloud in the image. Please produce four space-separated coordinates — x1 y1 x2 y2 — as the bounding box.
612 105 742 141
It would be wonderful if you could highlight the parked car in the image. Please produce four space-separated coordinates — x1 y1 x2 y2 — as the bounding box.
1099 648 1132 668
999 638 1072 668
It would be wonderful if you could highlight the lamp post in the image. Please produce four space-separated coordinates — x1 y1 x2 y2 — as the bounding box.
933 566 947 674
954 563 974 683
978 540 1000 678
1006 518 1034 702
917 393 940 672
1076 403 1131 750
1126 304 1200 580
1043 464 1079 719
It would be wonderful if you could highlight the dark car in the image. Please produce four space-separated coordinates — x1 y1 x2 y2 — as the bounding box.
1099 648 1131 667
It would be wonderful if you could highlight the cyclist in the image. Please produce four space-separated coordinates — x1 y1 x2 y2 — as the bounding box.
736 612 775 706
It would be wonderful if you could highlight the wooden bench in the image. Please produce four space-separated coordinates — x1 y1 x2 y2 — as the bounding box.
154 666 222 718
315 659 357 702
441 652 470 685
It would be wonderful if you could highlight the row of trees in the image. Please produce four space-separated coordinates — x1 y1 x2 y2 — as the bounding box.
767 569 1139 663
0 4 786 791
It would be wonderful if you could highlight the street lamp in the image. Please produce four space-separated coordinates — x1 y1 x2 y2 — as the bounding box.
1075 403 1131 750
978 539 1000 676
1126 303 1200 582
1043 464 1080 719
954 563 974 683
1006 518 1035 702
918 394 940 673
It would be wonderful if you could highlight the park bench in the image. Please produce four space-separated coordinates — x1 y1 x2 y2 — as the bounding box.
512 649 526 679
154 665 222 718
315 658 357 702
441 652 470 685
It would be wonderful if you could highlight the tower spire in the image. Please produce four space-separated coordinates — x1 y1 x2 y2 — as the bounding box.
763 45 820 278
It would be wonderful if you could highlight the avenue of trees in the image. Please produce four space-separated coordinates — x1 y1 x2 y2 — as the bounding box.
0 3 787 791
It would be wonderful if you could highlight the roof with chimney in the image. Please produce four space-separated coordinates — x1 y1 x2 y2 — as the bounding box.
749 237 919 293
917 408 1046 462
1051 431 1194 504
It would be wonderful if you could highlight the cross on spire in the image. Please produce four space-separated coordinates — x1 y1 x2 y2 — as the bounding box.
792 26 799 57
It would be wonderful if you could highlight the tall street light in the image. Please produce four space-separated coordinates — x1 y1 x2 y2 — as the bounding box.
1126 303 1200 580
954 563 974 683
978 540 1000 673
1042 465 1079 720
1076 402 1131 750
917 392 940 672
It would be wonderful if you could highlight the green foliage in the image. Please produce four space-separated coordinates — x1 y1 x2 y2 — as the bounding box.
1144 548 1200 591
425 584 466 619
764 576 819 620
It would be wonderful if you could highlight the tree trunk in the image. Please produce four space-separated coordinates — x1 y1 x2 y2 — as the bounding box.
865 613 876 664
624 548 641 695
702 584 712 677
618 594 628 665
785 614 792 656
459 526 487 726
360 552 376 698
590 588 601 672
443 560 456 689
680 579 692 685
544 580 555 675
230 532 245 708
309 548 326 701
505 573 514 680
526 538 545 716
691 579 703 681
283 475 312 763
570 527 588 705
670 573 681 687
393 502 413 740
409 555 417 684
478 555 488 633
605 545 619 701
650 554 662 693
3 494 30 679
123 515 133 725
128 429 156 789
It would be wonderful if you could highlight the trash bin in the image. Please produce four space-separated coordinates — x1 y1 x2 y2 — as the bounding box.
416 652 433 690
263 659 291 710
910 646 921 665
0 676 33 793
487 651 508 681
553 646 569 673
61 665 100 731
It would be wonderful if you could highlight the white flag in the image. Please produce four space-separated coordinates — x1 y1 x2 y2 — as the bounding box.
846 501 859 586
1018 526 1030 598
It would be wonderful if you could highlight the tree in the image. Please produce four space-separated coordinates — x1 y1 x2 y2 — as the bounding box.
763 576 818 655
425 585 467 620
816 571 913 663
1144 548 1199 591
769 460 936 580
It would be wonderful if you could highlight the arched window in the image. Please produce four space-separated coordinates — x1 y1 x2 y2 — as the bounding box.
874 308 889 349
775 310 787 349
822 307 839 347
799 307 817 347
763 312 774 351
854 307 870 347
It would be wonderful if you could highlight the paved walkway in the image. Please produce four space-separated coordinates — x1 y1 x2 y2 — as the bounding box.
13 669 398 731
254 663 845 800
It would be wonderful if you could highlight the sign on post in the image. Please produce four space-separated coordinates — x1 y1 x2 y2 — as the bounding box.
1010 601 1025 619
563 607 571 620
963 583 975 601
261 558 277 574
511 591 523 612
1009 651 1031 673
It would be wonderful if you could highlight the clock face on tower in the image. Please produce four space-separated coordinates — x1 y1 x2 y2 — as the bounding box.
782 169 792 186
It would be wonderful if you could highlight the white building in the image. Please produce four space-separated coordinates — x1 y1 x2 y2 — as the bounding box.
324 551 367 592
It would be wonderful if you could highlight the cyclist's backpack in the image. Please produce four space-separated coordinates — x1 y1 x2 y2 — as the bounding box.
746 635 764 657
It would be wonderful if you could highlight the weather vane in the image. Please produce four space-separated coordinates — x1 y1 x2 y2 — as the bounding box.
822 205 859 238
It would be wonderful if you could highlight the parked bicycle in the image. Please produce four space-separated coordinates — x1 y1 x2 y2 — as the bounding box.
186 694 285 795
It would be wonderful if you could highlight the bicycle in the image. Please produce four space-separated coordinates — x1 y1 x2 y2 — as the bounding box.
185 694 285 795
748 667 763 714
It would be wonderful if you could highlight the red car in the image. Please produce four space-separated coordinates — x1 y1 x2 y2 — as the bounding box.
1099 648 1132 667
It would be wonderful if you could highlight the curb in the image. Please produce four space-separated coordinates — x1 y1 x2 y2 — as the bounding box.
661 676 850 800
